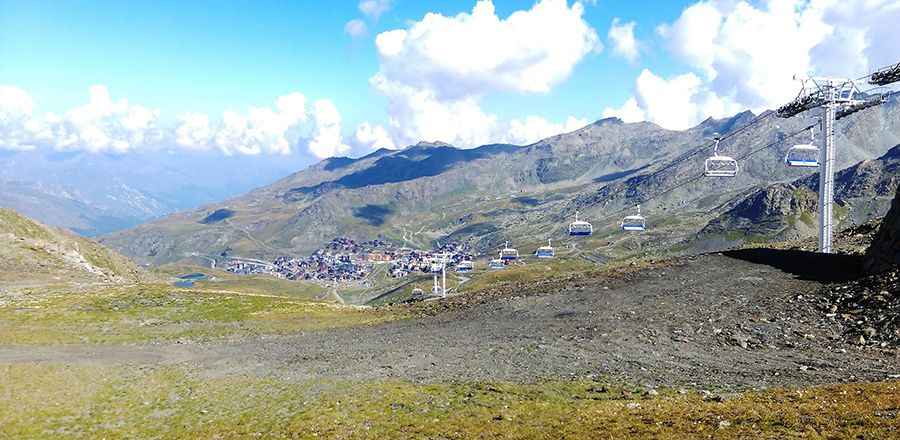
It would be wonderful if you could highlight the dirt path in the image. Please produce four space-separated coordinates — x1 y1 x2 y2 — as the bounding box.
2 250 897 390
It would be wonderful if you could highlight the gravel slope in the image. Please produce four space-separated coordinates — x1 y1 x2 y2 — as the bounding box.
243 250 897 390
2 250 896 391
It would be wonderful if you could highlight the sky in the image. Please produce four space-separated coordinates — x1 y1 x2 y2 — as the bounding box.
1 0 898 166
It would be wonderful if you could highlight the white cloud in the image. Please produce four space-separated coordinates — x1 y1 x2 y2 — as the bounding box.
603 69 742 130
359 0 392 21
45 85 161 154
354 122 396 150
372 0 599 147
503 115 588 145
308 100 351 159
609 0 900 130
601 97 644 123
0 85 46 151
608 18 639 62
174 113 213 151
344 19 368 38
171 93 308 156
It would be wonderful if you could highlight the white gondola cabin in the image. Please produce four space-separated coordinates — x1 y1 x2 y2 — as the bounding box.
785 127 819 168
456 260 474 273
705 135 739 178
621 205 647 232
500 241 519 261
489 258 506 270
568 211 593 236
535 239 555 258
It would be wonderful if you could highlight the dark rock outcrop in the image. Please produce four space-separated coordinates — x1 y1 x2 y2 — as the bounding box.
864 186 900 274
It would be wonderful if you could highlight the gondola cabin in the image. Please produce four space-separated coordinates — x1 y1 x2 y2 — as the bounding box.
568 211 593 236
500 241 519 261
535 239 555 258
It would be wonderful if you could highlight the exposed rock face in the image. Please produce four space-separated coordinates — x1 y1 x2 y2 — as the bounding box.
864 186 900 274
701 183 818 240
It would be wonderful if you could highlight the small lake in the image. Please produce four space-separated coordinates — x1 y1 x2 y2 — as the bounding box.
174 273 209 288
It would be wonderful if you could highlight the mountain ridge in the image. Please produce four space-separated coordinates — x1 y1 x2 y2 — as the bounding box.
101 97 900 266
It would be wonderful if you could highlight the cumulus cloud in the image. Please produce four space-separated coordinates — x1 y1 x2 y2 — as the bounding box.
502 115 588 145
372 0 599 147
354 122 396 150
602 69 743 130
174 113 213 150
608 18 639 62
0 85 47 151
607 0 900 130
308 100 351 159
177 92 308 156
43 85 161 153
344 19 368 38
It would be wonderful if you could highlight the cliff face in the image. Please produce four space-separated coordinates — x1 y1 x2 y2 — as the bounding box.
865 186 900 274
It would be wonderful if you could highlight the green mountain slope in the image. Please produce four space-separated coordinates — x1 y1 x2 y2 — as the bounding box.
101 97 900 266
0 208 148 286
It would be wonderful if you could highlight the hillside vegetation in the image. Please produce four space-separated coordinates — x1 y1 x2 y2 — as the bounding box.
0 208 149 287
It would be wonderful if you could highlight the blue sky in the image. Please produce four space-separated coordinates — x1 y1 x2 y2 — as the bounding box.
1 0 897 160
1 1 686 128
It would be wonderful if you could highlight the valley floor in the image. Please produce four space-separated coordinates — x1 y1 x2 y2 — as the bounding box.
2 249 899 438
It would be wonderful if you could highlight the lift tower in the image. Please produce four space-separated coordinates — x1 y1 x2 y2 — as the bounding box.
777 77 864 253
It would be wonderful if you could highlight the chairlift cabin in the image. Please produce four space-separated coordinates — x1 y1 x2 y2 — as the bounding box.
785 126 820 168
500 241 519 261
704 135 739 178
535 239 555 258
621 205 647 232
489 258 506 270
456 260 474 273
568 211 593 236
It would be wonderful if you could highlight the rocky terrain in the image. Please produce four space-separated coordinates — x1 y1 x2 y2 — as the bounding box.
703 143 900 246
100 96 900 267
0 208 150 287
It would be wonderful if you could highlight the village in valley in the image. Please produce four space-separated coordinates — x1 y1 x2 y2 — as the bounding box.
224 237 476 286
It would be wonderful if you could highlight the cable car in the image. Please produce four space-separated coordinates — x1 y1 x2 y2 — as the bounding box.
785 127 819 168
568 211 593 236
535 239 555 258
489 258 506 270
621 205 647 232
500 241 519 261
704 135 739 177
456 260 474 273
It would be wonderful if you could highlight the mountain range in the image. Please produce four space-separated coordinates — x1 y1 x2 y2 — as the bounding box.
0 148 317 236
99 95 900 266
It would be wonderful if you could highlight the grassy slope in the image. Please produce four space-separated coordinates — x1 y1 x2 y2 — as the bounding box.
0 284 401 345
156 264 327 300
0 208 148 285
2 362 897 439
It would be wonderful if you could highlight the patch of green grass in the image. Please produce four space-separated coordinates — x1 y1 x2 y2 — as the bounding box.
2 363 898 439
461 258 596 294
0 284 402 345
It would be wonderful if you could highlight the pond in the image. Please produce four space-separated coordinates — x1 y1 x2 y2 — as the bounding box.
174 272 209 288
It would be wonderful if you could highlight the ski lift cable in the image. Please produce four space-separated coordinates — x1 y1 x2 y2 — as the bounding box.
588 124 816 227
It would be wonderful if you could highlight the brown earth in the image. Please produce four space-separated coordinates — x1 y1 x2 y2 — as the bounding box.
2 247 897 392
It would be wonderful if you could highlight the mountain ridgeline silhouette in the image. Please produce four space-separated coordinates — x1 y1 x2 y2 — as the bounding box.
100 97 900 266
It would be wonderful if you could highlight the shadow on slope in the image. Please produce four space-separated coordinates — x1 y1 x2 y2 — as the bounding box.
723 248 861 282
286 144 518 198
